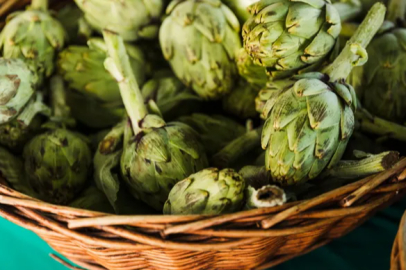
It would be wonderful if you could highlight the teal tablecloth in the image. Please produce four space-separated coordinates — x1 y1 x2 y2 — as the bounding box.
1 197 405 270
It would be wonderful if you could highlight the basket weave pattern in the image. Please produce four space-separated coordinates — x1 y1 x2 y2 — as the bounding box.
1 1 406 269
392 211 406 270
1 159 406 270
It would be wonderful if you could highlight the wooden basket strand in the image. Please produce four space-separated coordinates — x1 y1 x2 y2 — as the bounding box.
391 210 406 270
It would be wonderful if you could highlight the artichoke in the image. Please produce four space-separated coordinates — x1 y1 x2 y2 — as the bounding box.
259 3 386 185
236 48 268 89
74 0 164 41
0 58 40 125
0 0 67 83
104 30 208 211
357 24 406 122
58 38 146 128
160 0 242 100
23 128 92 204
242 0 341 80
261 73 357 185
163 168 246 215
141 71 202 120
178 113 246 156
222 79 260 119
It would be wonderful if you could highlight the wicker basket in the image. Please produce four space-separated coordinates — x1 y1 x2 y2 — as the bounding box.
2 1 406 270
392 210 406 270
1 158 406 270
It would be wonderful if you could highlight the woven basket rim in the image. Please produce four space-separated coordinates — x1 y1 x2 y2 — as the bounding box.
1 158 406 247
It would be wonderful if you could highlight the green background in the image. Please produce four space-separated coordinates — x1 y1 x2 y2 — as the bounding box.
1 197 405 270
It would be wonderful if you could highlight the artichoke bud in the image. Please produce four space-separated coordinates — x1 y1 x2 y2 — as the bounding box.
261 72 355 185
74 0 165 41
58 39 146 128
121 119 209 211
243 0 341 80
164 168 246 215
357 27 406 122
0 58 38 125
0 8 67 82
160 0 242 100
23 128 92 204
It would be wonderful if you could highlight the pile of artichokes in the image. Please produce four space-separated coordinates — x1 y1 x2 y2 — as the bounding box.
0 0 405 216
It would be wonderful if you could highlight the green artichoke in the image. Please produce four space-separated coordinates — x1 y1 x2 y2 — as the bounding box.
163 168 246 215
74 0 164 41
104 30 208 211
160 0 242 100
0 58 40 124
23 128 92 204
178 113 246 156
222 79 260 119
58 38 146 128
0 0 67 82
259 3 386 185
222 0 261 23
236 48 268 89
242 0 341 80
261 73 356 185
357 25 406 122
141 71 202 120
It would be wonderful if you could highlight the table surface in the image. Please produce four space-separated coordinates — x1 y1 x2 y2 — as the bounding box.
0 197 404 270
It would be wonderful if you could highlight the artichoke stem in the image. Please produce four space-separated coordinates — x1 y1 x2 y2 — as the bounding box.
50 76 70 120
30 0 48 11
245 185 287 209
212 127 262 168
356 109 406 142
103 30 148 134
321 151 399 179
17 93 50 126
387 0 406 23
323 3 386 81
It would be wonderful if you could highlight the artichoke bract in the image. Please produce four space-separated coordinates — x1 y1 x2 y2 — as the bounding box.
74 0 164 41
178 113 246 156
261 73 357 185
236 48 268 89
163 168 246 215
141 71 202 120
0 58 39 124
260 3 386 185
356 0 406 123
222 0 261 23
23 128 92 204
0 0 67 83
103 31 208 211
160 0 242 100
58 38 146 128
242 0 341 80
